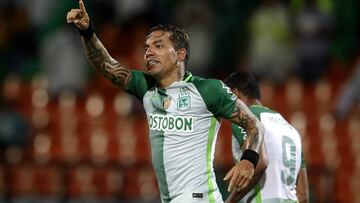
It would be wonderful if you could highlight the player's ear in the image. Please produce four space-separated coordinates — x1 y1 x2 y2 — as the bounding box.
177 48 186 62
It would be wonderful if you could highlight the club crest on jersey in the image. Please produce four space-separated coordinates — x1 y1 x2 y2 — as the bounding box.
180 87 190 93
162 97 171 110
177 93 190 110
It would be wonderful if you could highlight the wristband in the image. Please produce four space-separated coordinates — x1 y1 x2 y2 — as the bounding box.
240 149 259 168
76 21 94 38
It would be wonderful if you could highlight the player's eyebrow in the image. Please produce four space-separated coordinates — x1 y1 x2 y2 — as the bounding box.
144 40 164 49
152 40 164 45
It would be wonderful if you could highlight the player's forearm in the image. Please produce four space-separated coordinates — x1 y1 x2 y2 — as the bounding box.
81 34 131 89
230 99 264 152
242 119 263 152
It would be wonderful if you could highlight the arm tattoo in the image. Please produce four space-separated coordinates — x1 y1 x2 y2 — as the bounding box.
81 35 131 89
229 99 264 152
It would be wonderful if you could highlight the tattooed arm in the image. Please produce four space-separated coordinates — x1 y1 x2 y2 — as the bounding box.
223 99 264 194
229 99 264 152
81 35 131 89
66 0 131 89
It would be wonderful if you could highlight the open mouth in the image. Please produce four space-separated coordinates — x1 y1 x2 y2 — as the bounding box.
147 60 157 66
147 60 159 66
146 60 160 71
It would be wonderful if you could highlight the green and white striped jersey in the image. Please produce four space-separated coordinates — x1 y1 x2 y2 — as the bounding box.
231 105 303 203
126 71 237 203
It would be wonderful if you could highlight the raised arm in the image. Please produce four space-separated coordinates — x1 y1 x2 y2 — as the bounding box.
224 99 264 193
66 0 131 89
81 34 131 89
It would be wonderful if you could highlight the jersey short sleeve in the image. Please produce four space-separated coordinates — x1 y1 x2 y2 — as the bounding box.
191 77 236 119
125 70 156 101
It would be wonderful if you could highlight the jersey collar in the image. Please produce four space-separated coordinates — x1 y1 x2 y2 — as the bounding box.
250 104 269 110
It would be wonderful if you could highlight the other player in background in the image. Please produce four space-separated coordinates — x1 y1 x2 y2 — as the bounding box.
224 71 309 203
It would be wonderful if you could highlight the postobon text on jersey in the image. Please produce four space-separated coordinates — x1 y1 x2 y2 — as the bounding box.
148 114 194 132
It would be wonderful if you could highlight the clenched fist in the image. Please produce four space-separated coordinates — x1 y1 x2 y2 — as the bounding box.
66 0 89 30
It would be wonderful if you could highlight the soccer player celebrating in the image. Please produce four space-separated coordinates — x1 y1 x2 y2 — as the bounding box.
66 1 264 203
224 71 309 203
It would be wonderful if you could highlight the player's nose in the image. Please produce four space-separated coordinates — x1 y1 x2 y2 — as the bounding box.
145 47 156 59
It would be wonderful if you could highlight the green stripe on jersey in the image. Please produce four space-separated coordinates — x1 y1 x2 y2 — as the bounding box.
206 117 217 203
150 129 171 202
150 107 170 202
255 184 262 203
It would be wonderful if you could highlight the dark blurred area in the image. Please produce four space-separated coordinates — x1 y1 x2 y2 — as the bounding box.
0 0 360 202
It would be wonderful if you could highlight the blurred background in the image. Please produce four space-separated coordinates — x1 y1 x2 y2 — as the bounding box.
0 0 360 202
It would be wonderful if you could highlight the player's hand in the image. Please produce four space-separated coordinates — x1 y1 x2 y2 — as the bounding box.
223 159 254 192
66 0 89 30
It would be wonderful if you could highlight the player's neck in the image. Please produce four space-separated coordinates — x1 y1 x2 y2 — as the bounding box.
248 99 262 106
158 66 185 88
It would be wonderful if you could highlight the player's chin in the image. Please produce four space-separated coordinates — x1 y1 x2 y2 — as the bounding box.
147 65 161 76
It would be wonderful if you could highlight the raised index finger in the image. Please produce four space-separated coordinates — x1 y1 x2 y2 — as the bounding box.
79 0 86 13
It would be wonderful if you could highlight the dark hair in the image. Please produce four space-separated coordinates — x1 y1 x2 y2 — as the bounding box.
224 71 261 100
147 24 190 66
